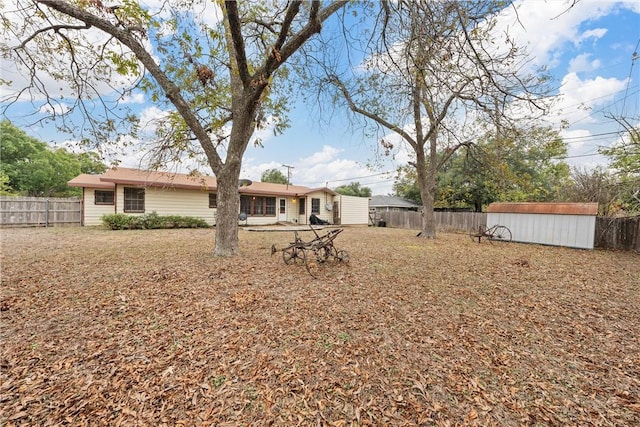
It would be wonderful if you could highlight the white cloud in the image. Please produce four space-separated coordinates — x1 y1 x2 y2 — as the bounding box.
38 103 71 116
240 160 283 182
575 28 608 45
298 145 343 166
240 144 395 195
494 0 618 70
552 72 628 126
561 128 592 151
139 105 170 134
568 53 602 73
121 92 146 104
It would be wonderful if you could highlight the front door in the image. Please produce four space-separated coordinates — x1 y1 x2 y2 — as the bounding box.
278 198 287 221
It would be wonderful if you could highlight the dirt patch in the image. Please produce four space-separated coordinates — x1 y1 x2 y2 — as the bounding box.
1 226 639 425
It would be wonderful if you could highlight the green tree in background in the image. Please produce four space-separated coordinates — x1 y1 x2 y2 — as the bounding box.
334 182 372 197
599 117 640 213
318 1 556 238
394 126 570 211
393 168 421 204
0 120 106 196
600 117 639 176
261 168 289 185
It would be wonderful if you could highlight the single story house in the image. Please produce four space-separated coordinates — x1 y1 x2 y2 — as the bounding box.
369 195 421 212
367 195 421 226
369 196 422 212
68 167 369 227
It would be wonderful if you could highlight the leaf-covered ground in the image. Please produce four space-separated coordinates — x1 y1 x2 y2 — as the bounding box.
1 226 639 426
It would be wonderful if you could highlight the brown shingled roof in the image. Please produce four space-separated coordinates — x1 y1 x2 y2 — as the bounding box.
67 174 115 189
487 202 598 216
68 167 337 196
98 167 217 190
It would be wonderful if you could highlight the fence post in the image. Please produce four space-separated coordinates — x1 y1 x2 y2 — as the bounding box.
45 198 49 227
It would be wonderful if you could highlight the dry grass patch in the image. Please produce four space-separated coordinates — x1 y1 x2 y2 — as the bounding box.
1 226 639 426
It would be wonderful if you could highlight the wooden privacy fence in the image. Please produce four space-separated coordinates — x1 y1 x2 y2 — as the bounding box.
379 210 639 253
0 197 81 227
595 216 640 253
379 211 487 233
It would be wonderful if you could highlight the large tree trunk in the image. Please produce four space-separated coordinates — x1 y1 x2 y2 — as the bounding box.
415 152 438 238
416 133 438 238
214 165 241 256
418 177 437 238
212 90 257 256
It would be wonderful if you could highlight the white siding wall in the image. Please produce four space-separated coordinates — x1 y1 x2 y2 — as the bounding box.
82 185 371 227
487 212 596 249
337 195 370 225
116 186 217 225
145 187 216 224
83 188 116 226
240 214 279 226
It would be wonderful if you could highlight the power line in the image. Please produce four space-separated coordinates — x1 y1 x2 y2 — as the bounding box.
620 38 640 115
552 152 603 160
324 171 394 185
282 164 294 189
561 130 623 140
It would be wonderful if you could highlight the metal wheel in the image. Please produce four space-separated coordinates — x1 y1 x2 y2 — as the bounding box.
315 245 338 263
336 250 350 263
305 256 319 277
490 226 512 242
282 246 306 265
469 225 487 243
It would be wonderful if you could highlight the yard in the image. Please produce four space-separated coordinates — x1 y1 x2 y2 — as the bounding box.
1 226 639 426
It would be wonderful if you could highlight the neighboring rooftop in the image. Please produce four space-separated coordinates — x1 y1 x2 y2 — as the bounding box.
369 195 420 209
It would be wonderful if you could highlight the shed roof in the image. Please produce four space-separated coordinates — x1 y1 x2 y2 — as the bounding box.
487 202 598 216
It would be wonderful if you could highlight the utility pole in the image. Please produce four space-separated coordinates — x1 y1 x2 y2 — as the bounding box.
282 164 294 189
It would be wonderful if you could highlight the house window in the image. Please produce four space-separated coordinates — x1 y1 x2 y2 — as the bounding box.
279 199 286 214
265 198 276 216
240 195 276 216
311 198 320 214
95 190 114 205
299 198 305 215
209 193 217 208
124 187 145 213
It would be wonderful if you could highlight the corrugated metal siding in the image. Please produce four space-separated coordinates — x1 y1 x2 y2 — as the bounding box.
487 212 596 249
338 195 370 225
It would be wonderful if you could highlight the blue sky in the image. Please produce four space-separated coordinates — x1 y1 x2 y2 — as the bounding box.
1 0 639 195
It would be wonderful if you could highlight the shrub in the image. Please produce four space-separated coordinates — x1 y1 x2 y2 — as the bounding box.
139 211 163 229
101 213 132 230
101 213 209 230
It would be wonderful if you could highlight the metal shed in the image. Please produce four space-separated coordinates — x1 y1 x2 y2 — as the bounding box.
486 202 599 249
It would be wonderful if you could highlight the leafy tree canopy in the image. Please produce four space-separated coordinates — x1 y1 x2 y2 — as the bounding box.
0 120 107 197
600 116 639 176
261 168 289 184
395 126 571 212
308 0 557 237
4 0 348 256
334 182 372 198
